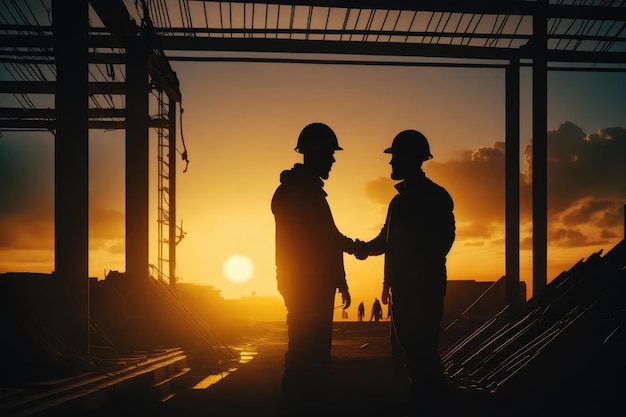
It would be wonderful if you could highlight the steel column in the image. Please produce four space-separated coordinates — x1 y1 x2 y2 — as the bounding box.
532 1 548 296
506 58 521 307
125 34 150 279
52 0 89 355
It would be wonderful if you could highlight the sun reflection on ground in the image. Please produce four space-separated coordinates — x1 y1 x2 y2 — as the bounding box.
192 345 258 390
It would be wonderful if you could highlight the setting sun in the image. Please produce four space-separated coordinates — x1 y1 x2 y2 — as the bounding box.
222 255 254 284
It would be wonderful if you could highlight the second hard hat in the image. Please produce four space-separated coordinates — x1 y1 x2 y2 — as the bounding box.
384 129 433 160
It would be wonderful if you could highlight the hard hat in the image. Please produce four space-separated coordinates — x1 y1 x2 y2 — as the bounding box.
384 129 433 160
295 122 343 153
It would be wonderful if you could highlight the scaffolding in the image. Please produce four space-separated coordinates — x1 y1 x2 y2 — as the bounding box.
156 88 172 284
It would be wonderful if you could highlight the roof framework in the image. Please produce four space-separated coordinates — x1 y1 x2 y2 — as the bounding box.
1 0 625 130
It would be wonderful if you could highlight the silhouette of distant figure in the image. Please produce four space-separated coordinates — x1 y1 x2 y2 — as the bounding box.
370 298 383 322
357 301 365 322
353 130 456 414
272 122 357 404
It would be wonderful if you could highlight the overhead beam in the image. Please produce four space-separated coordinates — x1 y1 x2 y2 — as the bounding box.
155 37 626 63
189 0 626 20
89 0 138 39
187 0 533 15
2 34 625 64
0 108 127 119
0 81 127 94
0 118 169 130
2 2 624 23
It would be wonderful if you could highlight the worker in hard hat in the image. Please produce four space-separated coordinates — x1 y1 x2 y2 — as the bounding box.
271 122 356 403
353 129 456 414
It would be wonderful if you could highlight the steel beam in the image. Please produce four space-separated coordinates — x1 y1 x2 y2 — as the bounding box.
0 81 127 95
0 118 168 130
188 0 626 20
2 33 625 64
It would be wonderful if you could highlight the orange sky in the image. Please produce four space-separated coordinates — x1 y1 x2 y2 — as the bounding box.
1 62 625 319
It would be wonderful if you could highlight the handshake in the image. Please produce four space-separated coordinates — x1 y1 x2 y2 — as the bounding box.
346 238 369 260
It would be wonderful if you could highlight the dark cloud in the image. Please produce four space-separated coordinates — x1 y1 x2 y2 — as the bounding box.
600 229 619 240
524 122 626 216
548 227 607 248
364 122 626 250
560 199 622 228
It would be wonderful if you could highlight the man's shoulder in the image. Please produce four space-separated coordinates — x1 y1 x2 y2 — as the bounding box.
424 177 450 194
271 175 321 208
422 177 453 208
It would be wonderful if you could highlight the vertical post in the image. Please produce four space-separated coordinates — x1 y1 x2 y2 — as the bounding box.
506 57 521 307
532 0 548 296
52 0 89 355
168 98 177 287
126 34 150 280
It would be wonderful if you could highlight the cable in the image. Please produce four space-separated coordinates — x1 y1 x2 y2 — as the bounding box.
178 103 190 173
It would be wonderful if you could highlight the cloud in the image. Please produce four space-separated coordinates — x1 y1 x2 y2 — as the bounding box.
457 221 498 239
560 199 622 228
547 227 607 248
364 122 626 250
0 136 54 216
365 176 396 205
524 122 626 216
0 136 55 250
0 213 54 250
0 148 123 255
89 208 125 254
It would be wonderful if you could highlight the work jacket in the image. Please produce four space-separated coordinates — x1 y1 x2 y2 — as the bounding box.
367 172 455 295
271 164 351 297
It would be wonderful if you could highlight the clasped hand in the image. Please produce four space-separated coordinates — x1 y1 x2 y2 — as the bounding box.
352 239 369 260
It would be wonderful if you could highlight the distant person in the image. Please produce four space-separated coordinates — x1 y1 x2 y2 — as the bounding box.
370 298 383 322
353 130 456 414
271 122 357 404
357 301 365 322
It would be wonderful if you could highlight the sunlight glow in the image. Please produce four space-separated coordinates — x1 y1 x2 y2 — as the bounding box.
222 254 254 283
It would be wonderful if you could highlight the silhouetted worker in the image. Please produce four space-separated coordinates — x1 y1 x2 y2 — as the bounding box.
271 122 356 405
370 298 383 322
354 130 455 414
357 301 365 322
